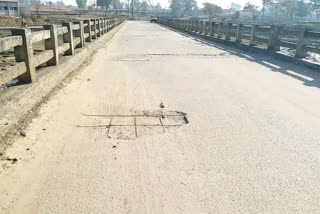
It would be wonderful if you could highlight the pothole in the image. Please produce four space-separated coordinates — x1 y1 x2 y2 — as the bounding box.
76 110 188 140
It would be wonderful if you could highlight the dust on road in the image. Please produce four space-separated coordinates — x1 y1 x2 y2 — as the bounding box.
1 21 320 213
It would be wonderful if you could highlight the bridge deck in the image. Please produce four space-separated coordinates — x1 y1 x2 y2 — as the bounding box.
1 21 320 213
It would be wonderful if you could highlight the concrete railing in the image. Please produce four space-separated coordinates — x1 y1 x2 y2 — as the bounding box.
0 17 126 87
158 18 320 60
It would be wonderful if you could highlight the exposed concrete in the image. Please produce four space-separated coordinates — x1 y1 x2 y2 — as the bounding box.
296 30 307 58
0 62 26 85
44 24 59 66
83 20 92 43
74 21 85 48
11 28 36 83
56 26 68 36
0 21 126 148
33 50 54 67
62 22 75 56
0 36 22 52
31 30 51 44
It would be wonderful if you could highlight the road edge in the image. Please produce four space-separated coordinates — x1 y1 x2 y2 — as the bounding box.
0 21 127 153
159 24 320 72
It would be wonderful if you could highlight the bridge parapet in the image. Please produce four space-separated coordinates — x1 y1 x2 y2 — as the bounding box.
158 18 320 62
0 17 125 87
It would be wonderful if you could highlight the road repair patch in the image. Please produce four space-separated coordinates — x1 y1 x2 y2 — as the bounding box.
76 110 188 140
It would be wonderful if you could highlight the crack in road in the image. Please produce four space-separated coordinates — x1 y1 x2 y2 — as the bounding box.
110 52 232 61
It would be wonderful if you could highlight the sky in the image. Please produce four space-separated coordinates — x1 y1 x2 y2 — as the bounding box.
60 0 262 9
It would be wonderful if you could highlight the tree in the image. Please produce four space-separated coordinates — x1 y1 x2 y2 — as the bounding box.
146 0 155 13
56 0 65 7
111 0 123 10
184 0 197 15
230 11 241 20
309 0 320 21
270 1 283 19
262 0 272 20
202 3 222 21
97 0 112 9
31 0 42 14
140 0 148 15
130 0 143 16
243 2 260 20
279 0 297 23
229 2 242 11
76 0 87 8
170 0 184 17
155 2 161 11
296 0 310 18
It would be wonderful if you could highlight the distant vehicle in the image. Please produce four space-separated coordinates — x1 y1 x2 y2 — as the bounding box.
150 17 157 23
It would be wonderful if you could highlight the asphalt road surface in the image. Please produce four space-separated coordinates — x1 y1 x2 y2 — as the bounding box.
1 21 320 213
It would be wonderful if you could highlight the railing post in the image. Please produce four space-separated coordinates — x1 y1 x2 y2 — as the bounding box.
101 19 105 35
210 22 215 37
107 19 109 32
225 23 232 40
44 24 59 66
204 22 209 35
100 19 103 35
97 19 101 37
196 21 200 33
295 29 307 58
92 19 97 39
106 19 109 32
74 21 84 48
102 19 105 34
201 21 205 34
104 19 107 33
84 19 92 42
236 24 243 42
268 25 281 51
11 28 36 83
62 22 74 55
250 25 258 46
217 23 222 38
